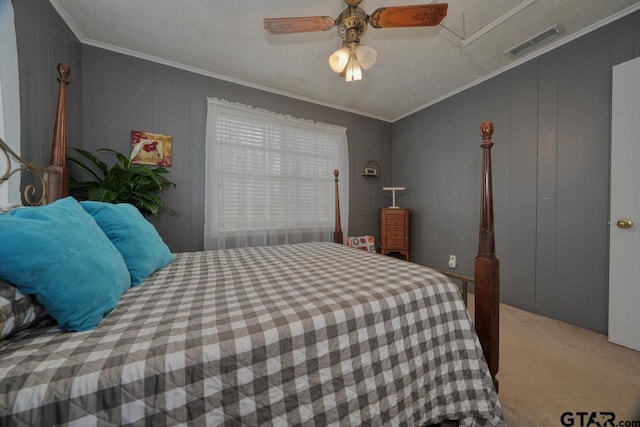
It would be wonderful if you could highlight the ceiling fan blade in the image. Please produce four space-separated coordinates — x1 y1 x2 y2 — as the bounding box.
369 3 448 29
264 16 335 35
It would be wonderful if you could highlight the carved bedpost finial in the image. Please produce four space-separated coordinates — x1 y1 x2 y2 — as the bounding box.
478 121 495 258
57 62 70 85
334 169 339 181
480 121 494 145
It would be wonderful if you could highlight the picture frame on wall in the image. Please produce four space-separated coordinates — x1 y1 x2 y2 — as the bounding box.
130 131 172 167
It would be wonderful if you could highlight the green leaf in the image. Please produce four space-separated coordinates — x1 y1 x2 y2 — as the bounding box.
68 148 109 176
98 148 132 168
66 157 103 183
88 188 118 203
67 146 176 217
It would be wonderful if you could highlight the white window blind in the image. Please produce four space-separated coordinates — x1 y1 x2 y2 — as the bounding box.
204 98 348 250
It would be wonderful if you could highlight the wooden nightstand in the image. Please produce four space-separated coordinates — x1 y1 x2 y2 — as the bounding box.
380 208 410 261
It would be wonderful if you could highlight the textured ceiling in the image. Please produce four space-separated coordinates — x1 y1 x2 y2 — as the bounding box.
51 0 640 122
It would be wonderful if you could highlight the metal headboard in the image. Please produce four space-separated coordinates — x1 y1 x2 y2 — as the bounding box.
0 136 58 206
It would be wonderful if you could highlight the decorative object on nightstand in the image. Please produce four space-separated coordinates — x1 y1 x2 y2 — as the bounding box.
380 208 410 261
347 235 377 252
362 160 380 177
382 186 405 208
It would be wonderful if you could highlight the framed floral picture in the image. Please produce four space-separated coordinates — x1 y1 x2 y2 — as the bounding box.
130 131 172 167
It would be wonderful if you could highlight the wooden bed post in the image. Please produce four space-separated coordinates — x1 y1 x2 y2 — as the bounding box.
333 169 343 244
46 62 70 204
475 121 500 391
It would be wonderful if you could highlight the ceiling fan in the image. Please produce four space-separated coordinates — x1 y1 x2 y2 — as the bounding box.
264 0 448 81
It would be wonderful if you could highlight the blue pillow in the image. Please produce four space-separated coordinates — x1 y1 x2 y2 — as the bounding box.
0 197 131 331
80 201 174 285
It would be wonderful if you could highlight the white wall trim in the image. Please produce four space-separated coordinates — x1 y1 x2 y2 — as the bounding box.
393 2 640 122
49 0 640 123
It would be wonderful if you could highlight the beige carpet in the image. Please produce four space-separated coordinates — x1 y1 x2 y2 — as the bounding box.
467 295 640 427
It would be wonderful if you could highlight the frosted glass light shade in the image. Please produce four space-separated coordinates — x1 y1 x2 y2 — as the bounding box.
328 47 350 73
356 45 377 70
345 58 362 81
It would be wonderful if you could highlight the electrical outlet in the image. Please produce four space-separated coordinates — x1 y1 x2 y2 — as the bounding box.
448 255 457 269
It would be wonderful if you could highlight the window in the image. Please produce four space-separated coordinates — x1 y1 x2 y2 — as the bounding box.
204 98 348 250
0 0 22 206
0 79 6 206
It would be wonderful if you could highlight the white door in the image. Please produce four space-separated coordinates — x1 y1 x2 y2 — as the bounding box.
609 56 640 351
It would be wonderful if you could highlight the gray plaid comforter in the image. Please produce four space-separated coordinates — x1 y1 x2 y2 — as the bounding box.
0 242 503 426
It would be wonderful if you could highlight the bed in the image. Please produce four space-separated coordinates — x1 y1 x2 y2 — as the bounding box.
0 64 503 426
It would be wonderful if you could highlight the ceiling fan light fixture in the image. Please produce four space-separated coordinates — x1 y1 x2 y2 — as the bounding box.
266 1 449 84
329 46 351 73
345 54 362 81
356 45 377 69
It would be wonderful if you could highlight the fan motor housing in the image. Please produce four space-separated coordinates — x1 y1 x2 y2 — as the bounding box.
336 7 368 42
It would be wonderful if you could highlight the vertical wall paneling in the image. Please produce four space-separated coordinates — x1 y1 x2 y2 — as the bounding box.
635 11 640 56
14 0 40 164
422 105 453 269
163 67 190 251
392 10 640 333
36 2 50 167
507 61 538 311
451 93 482 282
147 64 168 234
109 56 127 153
392 112 424 259
81 48 109 150
187 75 210 250
611 14 636 66
347 115 392 238
554 29 611 333
535 52 559 319
126 58 154 134
13 0 81 175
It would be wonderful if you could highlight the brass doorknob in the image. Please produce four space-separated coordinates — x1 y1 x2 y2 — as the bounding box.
616 218 634 229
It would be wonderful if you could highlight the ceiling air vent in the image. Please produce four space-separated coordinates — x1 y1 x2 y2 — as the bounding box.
506 24 564 57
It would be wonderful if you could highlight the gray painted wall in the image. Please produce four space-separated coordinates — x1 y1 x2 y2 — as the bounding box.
392 11 640 334
13 0 82 168
78 46 392 252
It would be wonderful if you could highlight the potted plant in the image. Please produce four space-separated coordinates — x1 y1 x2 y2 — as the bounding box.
67 148 175 217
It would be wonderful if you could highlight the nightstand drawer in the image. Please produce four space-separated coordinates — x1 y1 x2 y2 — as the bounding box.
385 218 405 226
386 230 405 240
384 211 405 219
385 239 406 249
